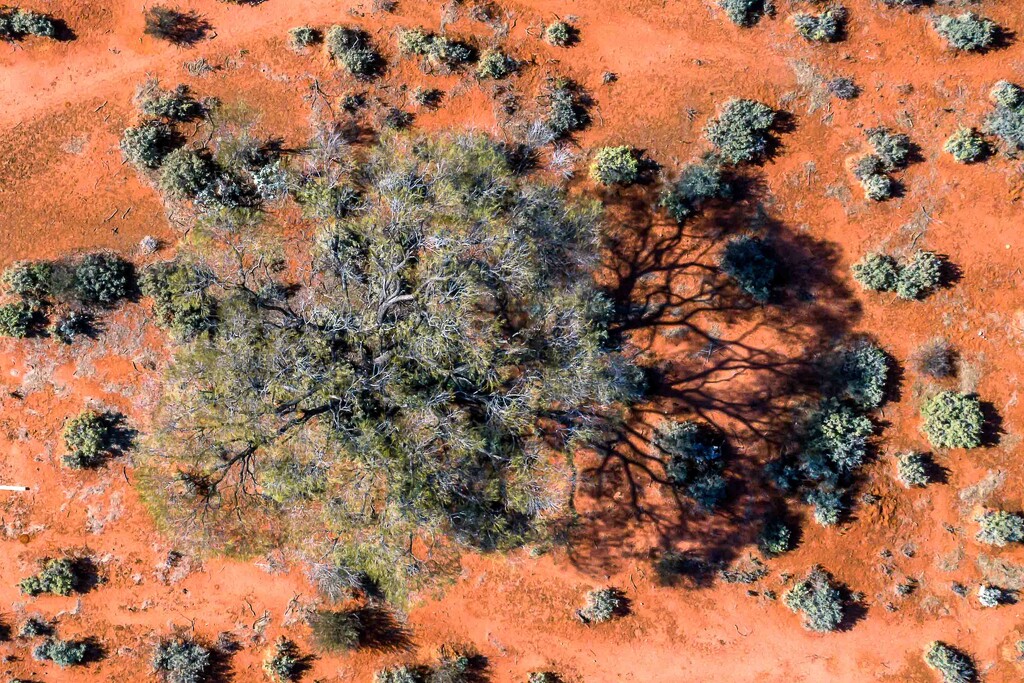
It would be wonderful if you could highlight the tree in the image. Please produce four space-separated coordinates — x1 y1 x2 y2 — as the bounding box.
140 133 641 599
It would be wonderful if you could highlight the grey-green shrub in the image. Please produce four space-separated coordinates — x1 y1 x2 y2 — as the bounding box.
263 637 301 682
921 391 983 449
543 20 573 46
19 558 77 596
19 616 51 638
866 127 912 171
74 252 132 305
933 13 997 52
121 120 179 169
835 341 889 409
579 587 626 623
705 99 776 164
895 452 931 487
3 260 54 298
783 566 844 632
659 160 730 222
288 25 321 50
545 79 589 137
923 641 975 683
33 638 87 667
375 666 422 683
944 127 986 163
476 49 516 79
590 146 640 186
655 420 728 510
851 155 895 201
398 28 474 71
325 26 382 77
720 236 778 302
159 148 216 199
719 0 767 27
63 409 113 469
976 510 1024 546
0 302 34 338
852 252 899 292
895 250 942 300
793 6 845 43
10 9 58 38
805 487 844 526
801 400 873 474
140 260 216 339
758 518 794 556
154 637 211 683
977 584 1003 608
138 81 203 122
991 81 1024 110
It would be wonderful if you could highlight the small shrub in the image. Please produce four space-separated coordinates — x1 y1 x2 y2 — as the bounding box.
325 26 382 77
476 49 516 79
528 673 559 683
63 409 116 469
2 260 54 298
11 9 57 38
288 25 321 50
705 99 776 164
138 82 203 122
758 518 794 556
154 637 211 683
866 127 912 171
544 80 589 137
19 616 51 638
397 27 431 55
0 302 35 338
121 120 179 169
990 81 1024 109
33 638 88 667
398 29 474 71
827 77 858 100
933 13 997 52
144 6 209 45
802 400 873 474
977 584 1003 608
159 148 216 199
943 127 987 163
309 609 361 651
976 510 1024 546
74 253 132 305
263 637 301 682
590 146 640 186
50 310 90 344
852 252 899 292
895 250 942 300
913 338 956 378
783 566 844 632
985 81 1024 150
19 558 77 596
793 6 845 43
896 452 931 488
543 20 574 47
375 666 422 683
578 587 626 623
140 261 216 338
923 641 975 683
921 391 983 449
720 236 778 302
655 420 728 510
805 487 844 526
659 160 730 222
719 0 767 27
834 341 889 409
857 167 896 201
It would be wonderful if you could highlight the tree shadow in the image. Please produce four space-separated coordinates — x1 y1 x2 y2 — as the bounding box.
356 605 414 652
978 400 1003 448
144 7 212 47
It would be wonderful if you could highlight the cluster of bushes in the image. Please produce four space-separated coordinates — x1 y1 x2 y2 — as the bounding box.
372 645 482 683
783 566 845 632
327 25 384 77
851 127 912 201
655 420 728 511
975 509 1024 547
0 7 60 40
793 5 846 43
33 637 88 667
704 98 777 164
19 558 80 596
153 636 211 683
920 391 983 449
851 249 942 300
62 409 124 469
398 27 475 73
544 78 590 138
718 0 768 27
577 587 628 623
923 641 975 683
932 12 998 53
984 81 1024 151
943 127 987 164
720 236 779 303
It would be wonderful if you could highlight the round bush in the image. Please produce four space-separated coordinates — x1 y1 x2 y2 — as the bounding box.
159 148 216 199
835 341 889 409
476 49 516 79
976 510 1024 546
578 587 626 623
590 146 640 186
923 641 975 683
659 160 730 222
121 120 179 169
33 638 87 667
895 250 941 300
852 252 899 292
74 253 132 305
705 99 776 164
944 127 987 163
0 302 35 338
783 566 844 632
921 391 983 449
933 12 997 52
153 637 211 683
720 236 778 302
896 452 931 488
2 260 54 298
543 21 573 46
758 518 794 556
325 26 381 77
288 25 321 50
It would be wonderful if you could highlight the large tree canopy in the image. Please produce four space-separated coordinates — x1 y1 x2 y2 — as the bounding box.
141 133 641 596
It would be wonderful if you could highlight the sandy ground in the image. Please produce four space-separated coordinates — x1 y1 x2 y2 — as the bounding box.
1 0 1024 680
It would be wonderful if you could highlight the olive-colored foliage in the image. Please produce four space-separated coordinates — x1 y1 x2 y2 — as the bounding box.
397 27 474 71
140 261 217 339
659 160 730 223
866 127 912 171
33 638 88 667
19 616 52 638
851 252 899 292
984 80 1024 151
758 518 794 556
578 587 626 623
801 400 873 477
793 5 846 42
0 301 35 338
896 452 931 488
137 81 204 122
19 558 77 596
589 146 640 186
654 420 728 511
805 487 843 526
851 250 941 300
0 8 58 39
141 133 640 600
263 637 302 682
704 99 776 164
719 0 767 27
326 25 383 77
976 510 1024 547
543 21 573 46
783 566 844 632
153 637 211 683
933 12 997 52
309 610 361 652
920 391 983 449
476 49 516 79
74 253 132 306
62 409 116 469
833 341 889 409
923 641 976 683
544 79 589 138
121 120 180 169
159 148 217 199
719 236 778 302
944 127 987 163
2 260 55 298
288 25 321 50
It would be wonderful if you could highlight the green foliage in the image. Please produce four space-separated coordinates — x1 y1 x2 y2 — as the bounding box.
0 302 35 338
805 486 844 526
834 341 889 409
375 666 423 683
933 13 997 52
719 0 767 27
856 165 896 201
9 9 57 38
852 252 899 292
659 160 730 222
655 420 728 510
19 558 77 597
544 79 589 138
793 6 845 43
720 236 778 302
921 391 983 449
976 510 1024 547
140 261 216 339
923 641 976 683
138 80 203 122
985 81 1024 151
801 400 873 477
397 27 431 55
579 587 626 623
896 452 931 487
783 566 844 632
153 637 211 683
758 518 794 556
74 252 132 305
288 25 321 50
121 120 179 169
159 148 217 199
896 250 942 300
866 127 912 171
590 146 640 186
33 638 87 667
943 127 987 163
398 28 474 71
19 616 51 638
990 81 1024 109
325 26 382 77
309 610 361 652
543 21 573 46
62 409 115 469
3 260 54 298
263 638 301 682
476 49 516 79
705 99 776 164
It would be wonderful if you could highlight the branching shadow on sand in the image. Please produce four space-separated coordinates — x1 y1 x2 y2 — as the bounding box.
565 170 863 581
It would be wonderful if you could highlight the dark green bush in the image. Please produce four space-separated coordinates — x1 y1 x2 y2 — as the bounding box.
659 160 730 222
758 518 794 556
921 391 983 449
852 252 899 292
895 250 942 300
476 49 516 79
62 409 114 469
793 6 846 43
944 127 987 163
590 146 640 186
801 400 873 475
705 99 776 164
309 610 361 651
138 82 204 122
153 637 211 683
719 0 767 27
10 9 58 38
923 641 975 683
0 302 35 338
991 81 1024 110
544 79 589 138
783 566 844 632
896 451 931 488
720 236 778 302
834 341 889 409
140 261 216 338
2 260 54 298
288 25 321 50
121 120 179 169
19 558 77 596
578 587 626 623
74 253 132 305
933 13 997 52
655 420 728 510
976 510 1024 546
263 637 301 682
806 486 844 526
159 148 216 199
326 26 382 77
33 638 88 667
